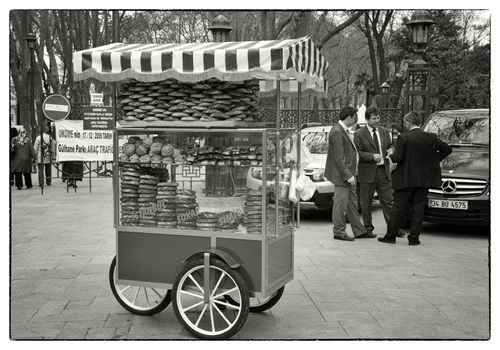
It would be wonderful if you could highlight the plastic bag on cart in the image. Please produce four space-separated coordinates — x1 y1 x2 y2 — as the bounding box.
288 169 298 203
296 171 316 201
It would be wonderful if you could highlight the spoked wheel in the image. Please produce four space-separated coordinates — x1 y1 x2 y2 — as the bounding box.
225 286 285 313
109 256 171 316
172 257 249 340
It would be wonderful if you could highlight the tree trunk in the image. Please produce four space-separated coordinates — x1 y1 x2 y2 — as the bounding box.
113 11 119 42
362 14 379 97
10 10 35 134
372 11 392 88
293 11 311 38
375 35 387 86
92 10 99 46
260 11 269 40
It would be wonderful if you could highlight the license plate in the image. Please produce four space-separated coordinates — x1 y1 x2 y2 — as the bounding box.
428 199 468 210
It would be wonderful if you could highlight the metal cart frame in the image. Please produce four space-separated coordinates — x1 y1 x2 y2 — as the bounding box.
73 36 329 339
113 127 295 299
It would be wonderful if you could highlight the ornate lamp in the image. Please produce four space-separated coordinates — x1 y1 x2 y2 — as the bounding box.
380 82 390 109
404 10 434 125
208 15 233 43
407 10 435 63
380 82 390 96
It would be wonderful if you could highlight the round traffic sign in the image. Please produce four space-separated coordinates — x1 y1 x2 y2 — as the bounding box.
42 94 71 121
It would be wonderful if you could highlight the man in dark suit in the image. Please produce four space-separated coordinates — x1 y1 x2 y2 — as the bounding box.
324 107 369 241
354 107 393 238
378 111 452 245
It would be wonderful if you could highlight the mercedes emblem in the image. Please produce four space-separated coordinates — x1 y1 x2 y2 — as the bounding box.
441 180 457 193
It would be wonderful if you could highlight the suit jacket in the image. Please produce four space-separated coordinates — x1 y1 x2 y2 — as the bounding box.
390 128 452 190
324 122 358 186
353 125 392 183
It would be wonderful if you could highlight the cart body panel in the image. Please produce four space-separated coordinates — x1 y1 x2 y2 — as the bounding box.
117 231 210 284
116 225 294 297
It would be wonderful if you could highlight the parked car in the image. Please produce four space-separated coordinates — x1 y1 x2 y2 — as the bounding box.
298 124 334 209
422 109 490 225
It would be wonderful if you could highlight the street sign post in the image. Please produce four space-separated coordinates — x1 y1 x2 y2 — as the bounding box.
42 94 71 121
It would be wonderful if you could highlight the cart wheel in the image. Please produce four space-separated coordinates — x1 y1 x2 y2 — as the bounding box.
109 256 171 316
225 286 285 313
172 257 249 339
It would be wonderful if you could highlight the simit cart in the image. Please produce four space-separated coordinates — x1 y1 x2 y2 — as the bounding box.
73 36 329 339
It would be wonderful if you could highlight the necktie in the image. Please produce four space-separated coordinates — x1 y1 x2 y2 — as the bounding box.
372 128 381 153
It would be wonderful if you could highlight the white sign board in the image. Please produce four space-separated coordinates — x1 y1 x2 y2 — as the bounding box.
55 120 113 161
90 93 104 106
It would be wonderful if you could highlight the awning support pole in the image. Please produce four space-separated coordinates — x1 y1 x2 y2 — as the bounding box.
296 82 302 228
275 74 281 239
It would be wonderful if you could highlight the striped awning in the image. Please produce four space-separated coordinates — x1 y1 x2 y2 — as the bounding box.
73 36 329 90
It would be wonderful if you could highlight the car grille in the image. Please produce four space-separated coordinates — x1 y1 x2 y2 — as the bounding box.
429 177 488 196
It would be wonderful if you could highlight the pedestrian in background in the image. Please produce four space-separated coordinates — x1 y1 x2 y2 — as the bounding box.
33 127 56 187
11 129 37 190
62 161 83 188
324 106 369 241
10 127 19 186
354 107 395 238
378 111 452 245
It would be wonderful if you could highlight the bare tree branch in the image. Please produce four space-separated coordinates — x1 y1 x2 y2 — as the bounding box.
273 11 294 39
317 11 365 50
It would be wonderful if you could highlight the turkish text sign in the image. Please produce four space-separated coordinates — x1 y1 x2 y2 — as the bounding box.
55 120 113 161
83 106 114 130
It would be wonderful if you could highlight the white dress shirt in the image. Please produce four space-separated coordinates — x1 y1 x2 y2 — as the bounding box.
367 125 384 165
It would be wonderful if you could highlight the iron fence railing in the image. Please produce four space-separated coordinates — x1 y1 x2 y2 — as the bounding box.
261 108 403 130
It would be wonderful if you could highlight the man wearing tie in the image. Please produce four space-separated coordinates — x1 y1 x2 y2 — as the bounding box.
324 106 369 241
353 107 394 238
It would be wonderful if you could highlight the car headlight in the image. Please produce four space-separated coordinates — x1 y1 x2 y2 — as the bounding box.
312 169 325 182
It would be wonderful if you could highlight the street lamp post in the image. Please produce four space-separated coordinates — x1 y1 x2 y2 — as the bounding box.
380 81 391 131
404 10 434 125
26 33 43 192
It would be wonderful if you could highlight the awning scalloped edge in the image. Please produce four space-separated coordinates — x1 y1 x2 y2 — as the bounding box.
74 67 325 88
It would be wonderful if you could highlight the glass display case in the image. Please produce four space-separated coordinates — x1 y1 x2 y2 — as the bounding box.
114 127 296 238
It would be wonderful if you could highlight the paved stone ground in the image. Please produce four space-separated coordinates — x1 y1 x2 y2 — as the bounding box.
10 178 490 340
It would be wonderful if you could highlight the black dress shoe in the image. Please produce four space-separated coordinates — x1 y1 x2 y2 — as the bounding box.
334 234 355 241
377 235 396 244
396 231 405 238
357 232 377 239
408 240 420 246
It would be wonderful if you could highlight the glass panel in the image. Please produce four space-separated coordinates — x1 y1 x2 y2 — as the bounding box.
117 129 267 234
278 129 295 229
265 129 277 237
264 129 296 238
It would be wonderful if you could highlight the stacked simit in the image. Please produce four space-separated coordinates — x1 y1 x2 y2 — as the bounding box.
118 78 262 122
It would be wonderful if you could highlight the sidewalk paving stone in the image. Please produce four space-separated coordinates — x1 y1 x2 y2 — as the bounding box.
85 327 117 339
10 178 489 339
11 321 64 339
